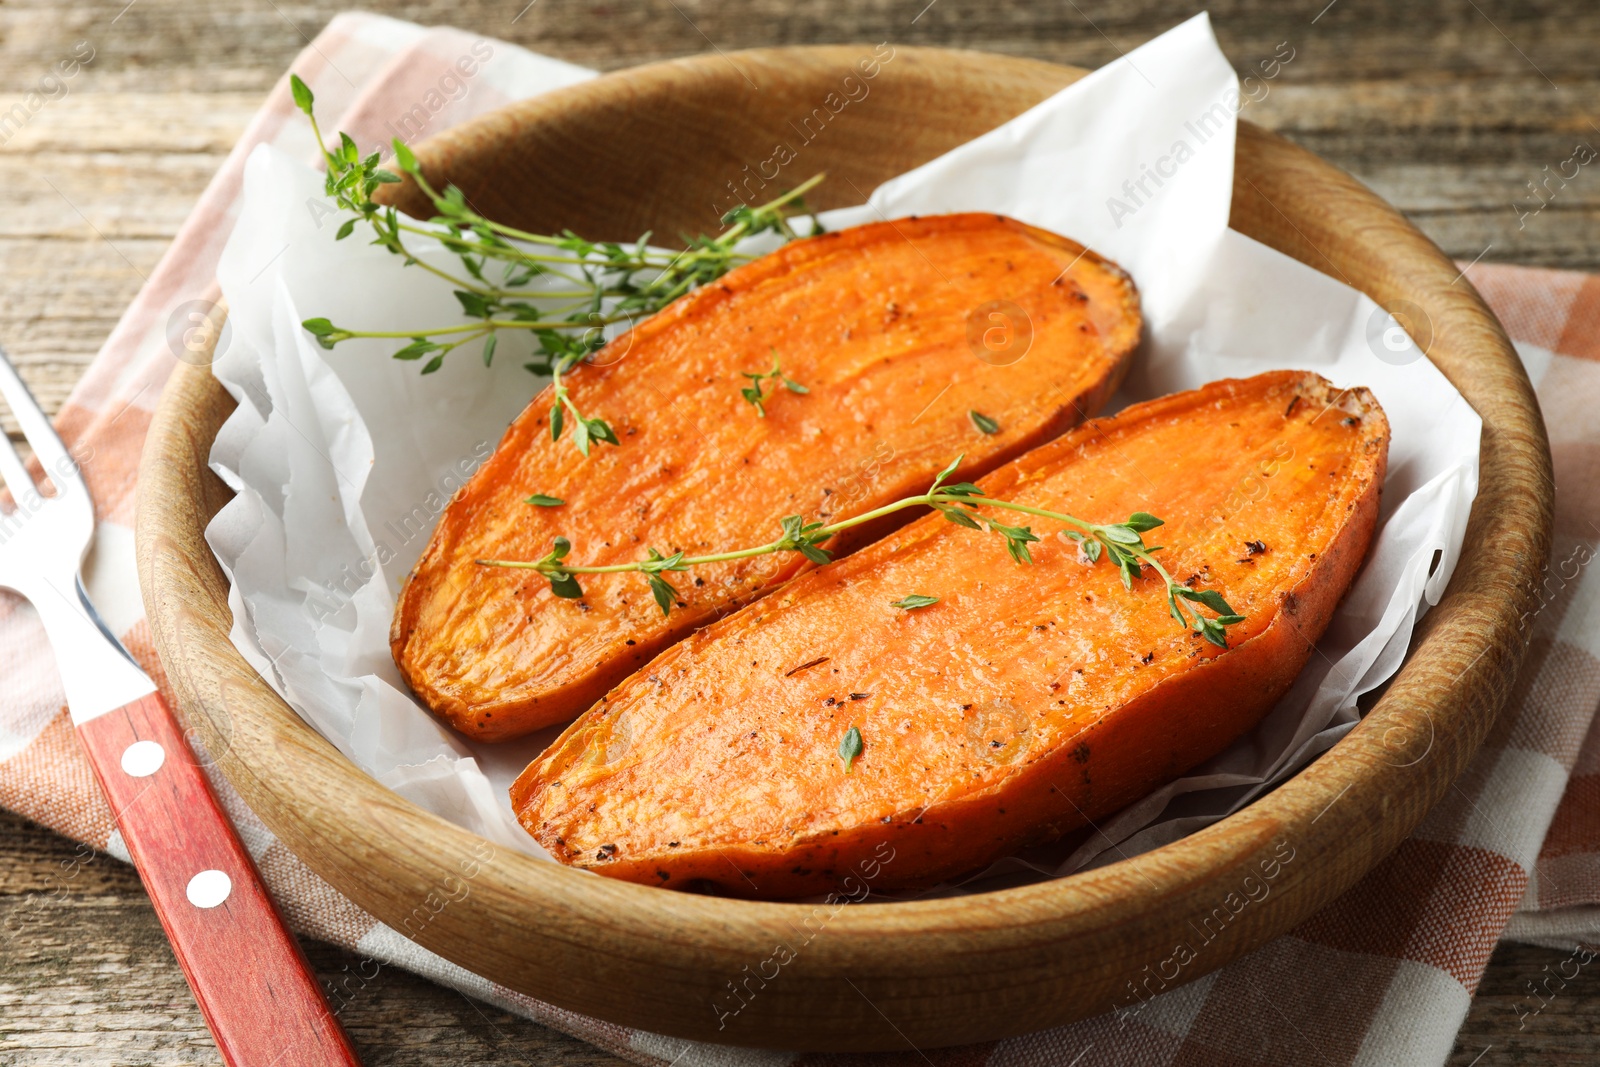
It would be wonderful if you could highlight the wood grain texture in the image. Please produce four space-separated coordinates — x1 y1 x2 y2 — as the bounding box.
73 693 360 1067
3 0 1594 1062
135 44 1552 1052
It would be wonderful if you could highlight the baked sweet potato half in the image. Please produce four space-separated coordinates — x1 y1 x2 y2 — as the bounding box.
512 370 1389 897
394 213 1140 740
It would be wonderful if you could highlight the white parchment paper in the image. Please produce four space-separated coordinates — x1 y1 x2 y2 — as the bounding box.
207 14 1482 879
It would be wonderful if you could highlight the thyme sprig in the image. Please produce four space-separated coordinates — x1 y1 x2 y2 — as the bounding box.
477 455 1246 647
740 353 808 417
287 74 824 455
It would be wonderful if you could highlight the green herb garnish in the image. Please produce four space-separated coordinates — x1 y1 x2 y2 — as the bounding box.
969 410 1000 434
479 454 1245 647
890 594 940 610
288 74 823 456
740 353 808 417
525 494 565 507
838 726 864 773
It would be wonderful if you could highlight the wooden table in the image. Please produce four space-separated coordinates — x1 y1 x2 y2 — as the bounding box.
0 1 1595 1063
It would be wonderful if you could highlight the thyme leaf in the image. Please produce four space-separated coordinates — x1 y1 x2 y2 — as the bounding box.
969 410 1000 434
838 726 864 773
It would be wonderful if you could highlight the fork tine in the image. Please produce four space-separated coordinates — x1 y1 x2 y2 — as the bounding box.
0 345 78 495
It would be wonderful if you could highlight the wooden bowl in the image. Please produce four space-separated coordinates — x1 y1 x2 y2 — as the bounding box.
136 46 1552 1051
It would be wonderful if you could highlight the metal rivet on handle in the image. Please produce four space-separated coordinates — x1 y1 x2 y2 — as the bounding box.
186 869 232 908
120 740 166 778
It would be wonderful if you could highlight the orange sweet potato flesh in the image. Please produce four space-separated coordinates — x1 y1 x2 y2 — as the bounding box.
393 213 1140 740
512 370 1390 898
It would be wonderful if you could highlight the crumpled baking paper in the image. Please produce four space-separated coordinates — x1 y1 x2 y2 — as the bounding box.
206 13 1482 883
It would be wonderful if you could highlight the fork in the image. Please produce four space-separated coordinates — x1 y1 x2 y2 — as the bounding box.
0 347 361 1066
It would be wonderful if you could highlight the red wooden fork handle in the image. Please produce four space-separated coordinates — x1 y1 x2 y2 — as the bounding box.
76 692 362 1067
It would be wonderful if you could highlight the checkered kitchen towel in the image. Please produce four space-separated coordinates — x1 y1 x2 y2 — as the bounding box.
4 12 1599 1065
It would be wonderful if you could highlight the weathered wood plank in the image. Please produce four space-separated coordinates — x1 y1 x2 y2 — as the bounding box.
1448 941 1600 1066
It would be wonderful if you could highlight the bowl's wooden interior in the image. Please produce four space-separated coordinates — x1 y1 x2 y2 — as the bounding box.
136 46 1552 1051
